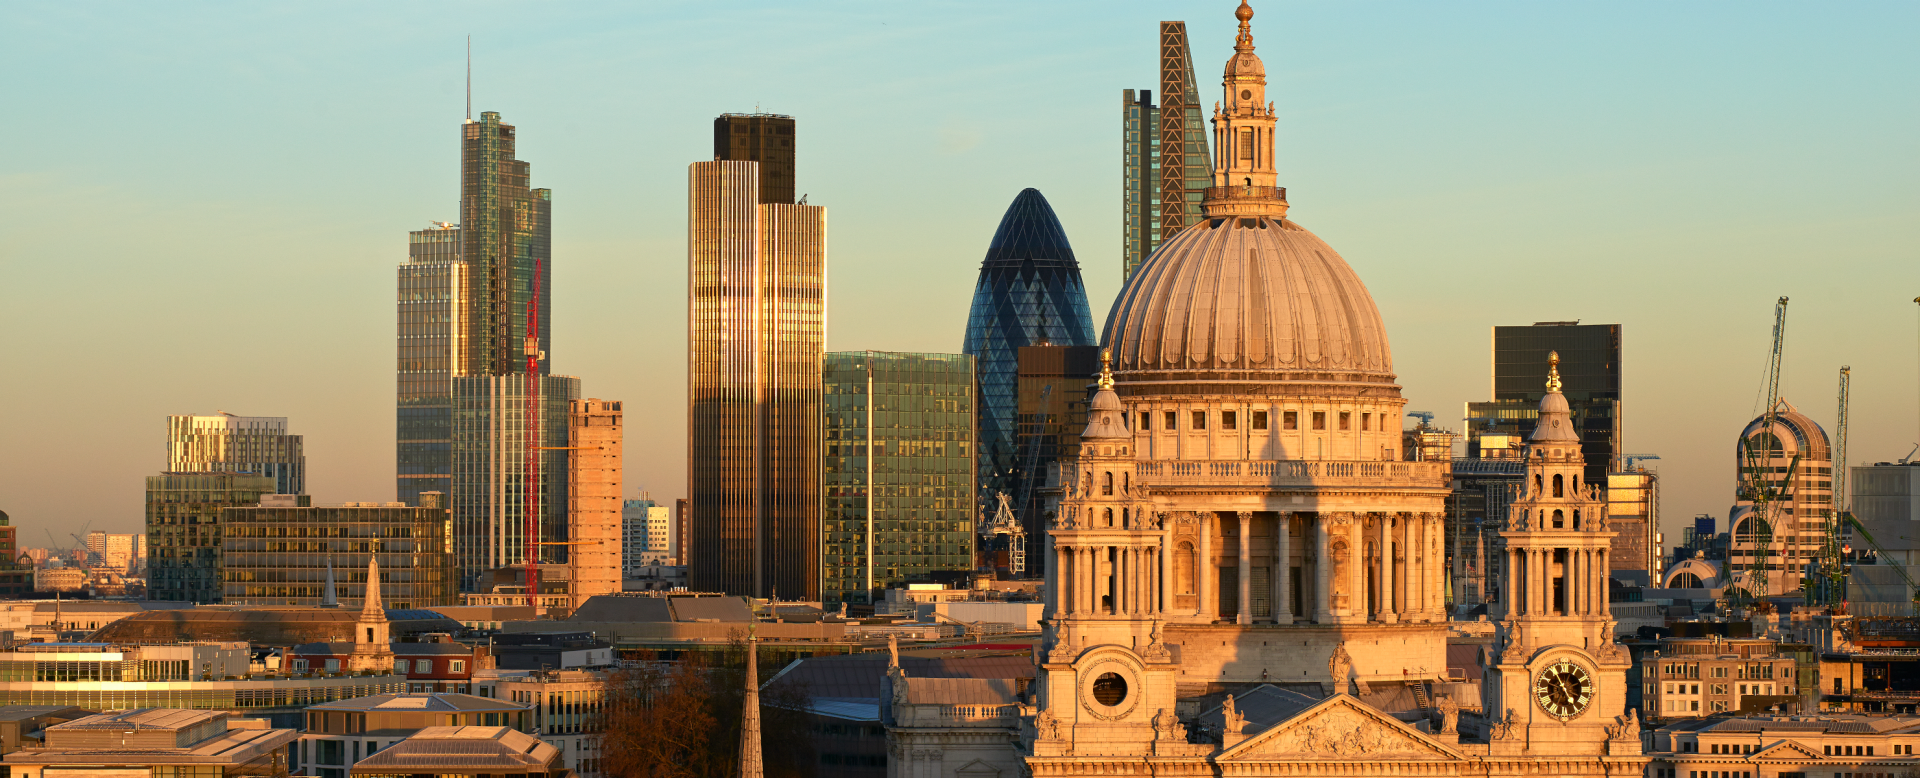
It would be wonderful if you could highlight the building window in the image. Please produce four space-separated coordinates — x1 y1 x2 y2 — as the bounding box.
1553 473 1565 497
1283 411 1297 430
1140 412 1151 430
1312 412 1326 431
1102 472 1113 496
1361 413 1371 431
415 659 433 673
1165 411 1178 430
1192 411 1207 430
1253 411 1268 430
1339 412 1351 430
1222 411 1237 430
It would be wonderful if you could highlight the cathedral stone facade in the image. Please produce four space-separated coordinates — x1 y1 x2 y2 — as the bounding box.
885 3 1646 777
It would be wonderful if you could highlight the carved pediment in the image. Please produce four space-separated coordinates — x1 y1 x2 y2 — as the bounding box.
1754 740 1823 761
1219 695 1463 762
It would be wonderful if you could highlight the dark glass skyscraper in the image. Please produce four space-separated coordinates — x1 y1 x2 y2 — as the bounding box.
962 189 1095 523
460 111 552 378
1464 322 1622 486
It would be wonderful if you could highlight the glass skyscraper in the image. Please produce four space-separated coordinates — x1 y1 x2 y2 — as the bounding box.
962 188 1095 524
687 150 826 600
220 503 458 608
1009 344 1100 576
1121 21 1211 282
822 351 977 605
1464 322 1622 486
460 111 551 378
147 472 277 603
397 222 462 506
451 374 579 591
167 414 304 496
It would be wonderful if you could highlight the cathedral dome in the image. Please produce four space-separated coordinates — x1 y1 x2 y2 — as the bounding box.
1102 215 1394 388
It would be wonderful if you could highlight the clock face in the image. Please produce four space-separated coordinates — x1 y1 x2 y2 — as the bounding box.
1534 660 1595 719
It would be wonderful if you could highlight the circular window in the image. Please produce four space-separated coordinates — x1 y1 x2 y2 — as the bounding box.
1092 672 1128 706
1240 89 1252 100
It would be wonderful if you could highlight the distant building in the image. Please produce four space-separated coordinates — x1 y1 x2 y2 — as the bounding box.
0 641 402 722
822 351 978 605
1639 633 1800 718
166 413 305 495
493 669 610 777
1726 399 1833 598
1464 322 1621 486
1008 345 1100 576
4 709 297 778
1608 467 1660 578
687 149 825 600
396 221 462 507
0 512 23 596
146 472 277 603
451 374 580 592
566 399 624 611
1850 460 1920 567
621 496 672 572
344 725 564 778
83 531 136 573
219 502 456 608
962 189 1096 523
1120 20 1211 282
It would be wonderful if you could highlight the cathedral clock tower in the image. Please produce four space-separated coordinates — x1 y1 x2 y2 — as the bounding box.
1485 352 1637 756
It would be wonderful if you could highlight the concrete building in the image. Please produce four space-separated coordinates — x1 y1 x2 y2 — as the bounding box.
687 147 826 599
1727 399 1833 598
167 412 305 495
83 531 137 574
493 669 609 777
1850 460 1920 567
219 501 456 608
3 709 297 778
621 496 672 571
297 693 530 777
0 641 403 724
566 398 623 611
1646 714 1920 778
146 472 276 603
30 565 81 593
822 351 978 605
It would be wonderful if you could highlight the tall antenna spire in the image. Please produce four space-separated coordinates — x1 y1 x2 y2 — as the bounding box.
465 35 472 121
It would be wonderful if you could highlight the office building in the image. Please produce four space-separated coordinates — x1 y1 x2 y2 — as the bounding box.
1727 399 1832 597
0 511 21 596
1464 322 1621 486
397 221 463 507
1007 344 1100 576
1608 467 1660 577
347 726 565 778
566 399 623 610
962 189 1096 524
1120 21 1211 282
297 693 533 776
3 709 298 778
493 669 610 776
1443 433 1524 610
0 641 402 720
451 375 580 592
1851 460 1920 567
714 113 796 205
458 111 551 379
166 413 304 495
83 531 137 573
219 502 457 608
822 351 977 605
687 146 826 600
146 472 276 603
622 496 672 572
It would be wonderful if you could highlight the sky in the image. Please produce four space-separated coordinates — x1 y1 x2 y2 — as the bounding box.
1 1 1915 555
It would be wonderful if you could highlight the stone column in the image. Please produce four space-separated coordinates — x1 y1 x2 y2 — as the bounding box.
1431 513 1445 618
1600 549 1610 610
1352 516 1368 621
1199 513 1215 620
1057 542 1071 617
1081 546 1094 616
1237 511 1253 625
1160 525 1173 615
1275 512 1292 623
1313 514 1330 624
1045 539 1060 620
1371 516 1388 623
1386 515 1400 623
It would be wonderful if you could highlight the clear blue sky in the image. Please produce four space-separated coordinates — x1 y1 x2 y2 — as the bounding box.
2 1 1915 553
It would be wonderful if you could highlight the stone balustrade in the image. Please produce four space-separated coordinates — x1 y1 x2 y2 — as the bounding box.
1134 459 1448 490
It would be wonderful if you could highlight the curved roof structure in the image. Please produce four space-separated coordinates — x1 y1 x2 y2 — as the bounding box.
86 607 462 646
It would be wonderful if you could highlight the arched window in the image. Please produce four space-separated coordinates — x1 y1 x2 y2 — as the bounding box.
1102 472 1113 496
1574 475 1581 493
1534 474 1543 494
1552 509 1564 529
1553 474 1564 498
1573 510 1581 529
1176 542 1197 595
1123 472 1130 493
1104 508 1114 527
1670 572 1705 589
1122 508 1130 527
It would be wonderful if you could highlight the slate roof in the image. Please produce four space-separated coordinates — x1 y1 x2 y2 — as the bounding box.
569 596 672 622
669 597 753 623
306 693 525 714
349 726 556 773
88 608 462 646
1195 684 1327 733
763 652 1035 700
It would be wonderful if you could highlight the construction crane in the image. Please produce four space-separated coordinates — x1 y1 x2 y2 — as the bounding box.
1407 411 1435 428
1618 454 1661 471
1737 297 1792 608
523 258 546 612
1811 367 1852 605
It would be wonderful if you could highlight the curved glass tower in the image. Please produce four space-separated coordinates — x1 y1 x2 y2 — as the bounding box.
963 188 1096 521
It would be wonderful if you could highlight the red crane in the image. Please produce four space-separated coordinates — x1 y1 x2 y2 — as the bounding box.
524 259 543 613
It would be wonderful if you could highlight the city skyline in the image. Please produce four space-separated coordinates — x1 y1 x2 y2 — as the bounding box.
4 0 1916 555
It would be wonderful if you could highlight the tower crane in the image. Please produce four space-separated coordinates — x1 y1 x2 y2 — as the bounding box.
1812 367 1850 605
1738 297 1792 608
523 258 546 612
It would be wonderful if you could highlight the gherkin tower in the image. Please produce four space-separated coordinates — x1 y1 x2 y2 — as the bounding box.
962 189 1096 522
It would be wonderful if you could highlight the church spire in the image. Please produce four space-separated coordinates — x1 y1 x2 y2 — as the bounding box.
1530 351 1580 445
1234 0 1256 52
322 558 338 608
361 548 384 617
738 631 764 778
1205 0 1288 219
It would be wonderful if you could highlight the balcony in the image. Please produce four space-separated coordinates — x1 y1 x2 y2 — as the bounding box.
1134 459 1448 490
1202 185 1287 201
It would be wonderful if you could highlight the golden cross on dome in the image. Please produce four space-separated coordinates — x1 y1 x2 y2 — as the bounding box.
1546 351 1563 394
1098 348 1114 390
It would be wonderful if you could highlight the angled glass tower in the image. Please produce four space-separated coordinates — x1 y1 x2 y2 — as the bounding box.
962 189 1096 522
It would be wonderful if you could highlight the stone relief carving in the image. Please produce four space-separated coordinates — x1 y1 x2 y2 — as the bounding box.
1035 710 1060 741
1490 708 1520 741
1605 709 1639 741
1152 708 1186 741
1261 709 1417 758
1142 624 1172 662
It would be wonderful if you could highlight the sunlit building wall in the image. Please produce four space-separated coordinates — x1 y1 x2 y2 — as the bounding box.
452 375 580 591
220 504 457 608
397 222 464 507
146 472 276 603
686 157 825 599
822 351 977 605
166 414 304 496
566 398 624 608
